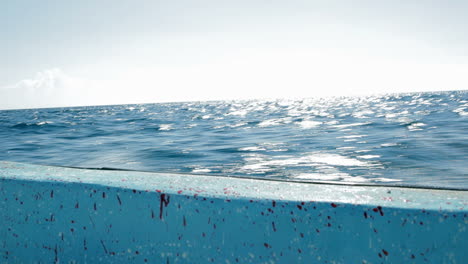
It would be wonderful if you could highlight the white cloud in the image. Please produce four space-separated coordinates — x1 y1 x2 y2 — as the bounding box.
1 69 69 109
0 68 121 109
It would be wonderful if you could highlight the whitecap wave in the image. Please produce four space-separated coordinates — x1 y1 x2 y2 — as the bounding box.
407 122 426 131
226 110 248 116
333 122 370 129
337 135 366 139
357 155 380 159
158 124 173 131
240 152 374 174
258 118 291 127
192 168 211 173
239 146 266 152
36 121 53 126
296 120 322 129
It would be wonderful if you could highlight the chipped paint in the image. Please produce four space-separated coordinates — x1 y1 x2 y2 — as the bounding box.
0 161 467 263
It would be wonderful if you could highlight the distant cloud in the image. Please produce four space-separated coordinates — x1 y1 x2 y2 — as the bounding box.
0 68 126 110
0 69 70 109
0 68 140 109
12 68 64 93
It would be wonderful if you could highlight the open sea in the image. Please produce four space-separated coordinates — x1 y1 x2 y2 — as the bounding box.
1 91 468 189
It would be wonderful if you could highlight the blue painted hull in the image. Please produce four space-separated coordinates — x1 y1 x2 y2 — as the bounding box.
1 161 467 263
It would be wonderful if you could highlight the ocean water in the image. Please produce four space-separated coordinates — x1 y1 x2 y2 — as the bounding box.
1 91 468 189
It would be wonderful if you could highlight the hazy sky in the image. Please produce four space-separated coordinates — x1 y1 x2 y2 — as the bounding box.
1 0 468 109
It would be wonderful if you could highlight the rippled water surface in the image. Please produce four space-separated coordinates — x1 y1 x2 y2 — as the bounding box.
1 91 468 189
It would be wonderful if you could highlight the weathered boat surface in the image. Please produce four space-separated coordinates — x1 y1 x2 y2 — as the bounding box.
1 161 467 263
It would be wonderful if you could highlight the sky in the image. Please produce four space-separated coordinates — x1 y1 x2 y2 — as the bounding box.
1 0 468 110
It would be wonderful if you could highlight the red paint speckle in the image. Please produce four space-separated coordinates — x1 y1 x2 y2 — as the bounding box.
382 249 389 256
331 203 337 208
373 206 384 216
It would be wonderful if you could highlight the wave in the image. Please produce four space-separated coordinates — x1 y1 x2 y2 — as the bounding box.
11 121 63 129
141 148 205 159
